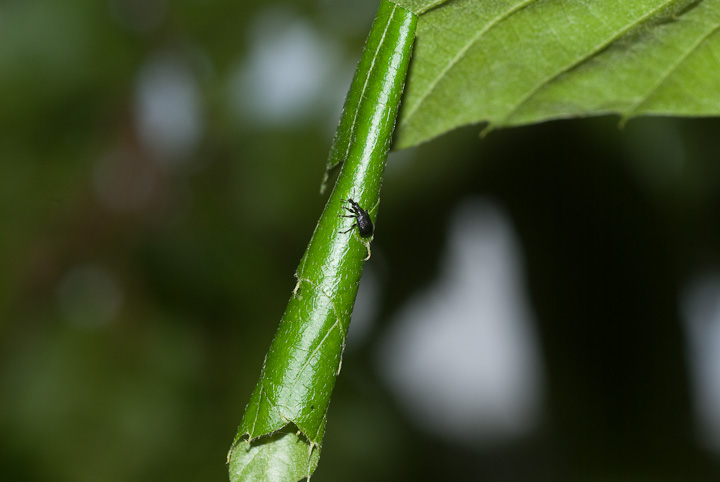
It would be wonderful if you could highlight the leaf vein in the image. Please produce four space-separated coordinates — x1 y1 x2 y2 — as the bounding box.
625 18 720 118
403 0 540 123
286 278 346 397
288 319 342 395
497 0 680 126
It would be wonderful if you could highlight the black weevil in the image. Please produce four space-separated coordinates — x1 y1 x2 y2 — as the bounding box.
339 198 373 237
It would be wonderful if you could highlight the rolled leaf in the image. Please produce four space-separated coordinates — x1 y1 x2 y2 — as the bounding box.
228 2 417 481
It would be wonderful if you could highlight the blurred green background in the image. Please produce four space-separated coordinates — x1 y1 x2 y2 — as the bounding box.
2 1 720 481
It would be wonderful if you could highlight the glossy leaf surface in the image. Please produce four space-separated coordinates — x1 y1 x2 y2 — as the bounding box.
228 2 417 481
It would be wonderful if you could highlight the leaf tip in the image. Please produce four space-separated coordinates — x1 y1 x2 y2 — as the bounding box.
617 114 631 129
479 122 494 138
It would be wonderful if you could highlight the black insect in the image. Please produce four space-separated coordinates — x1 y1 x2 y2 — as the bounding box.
339 198 373 237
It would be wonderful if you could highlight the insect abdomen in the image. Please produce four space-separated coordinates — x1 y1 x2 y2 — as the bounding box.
356 213 373 237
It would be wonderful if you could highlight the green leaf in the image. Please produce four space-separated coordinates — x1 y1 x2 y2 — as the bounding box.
394 0 720 149
322 1 418 191
228 426 320 482
228 2 417 481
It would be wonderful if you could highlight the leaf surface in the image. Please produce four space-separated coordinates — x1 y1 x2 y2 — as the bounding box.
228 427 320 482
394 0 720 148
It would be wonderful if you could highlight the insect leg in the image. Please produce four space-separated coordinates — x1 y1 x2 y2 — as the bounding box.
343 205 359 214
363 240 371 261
339 223 357 234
